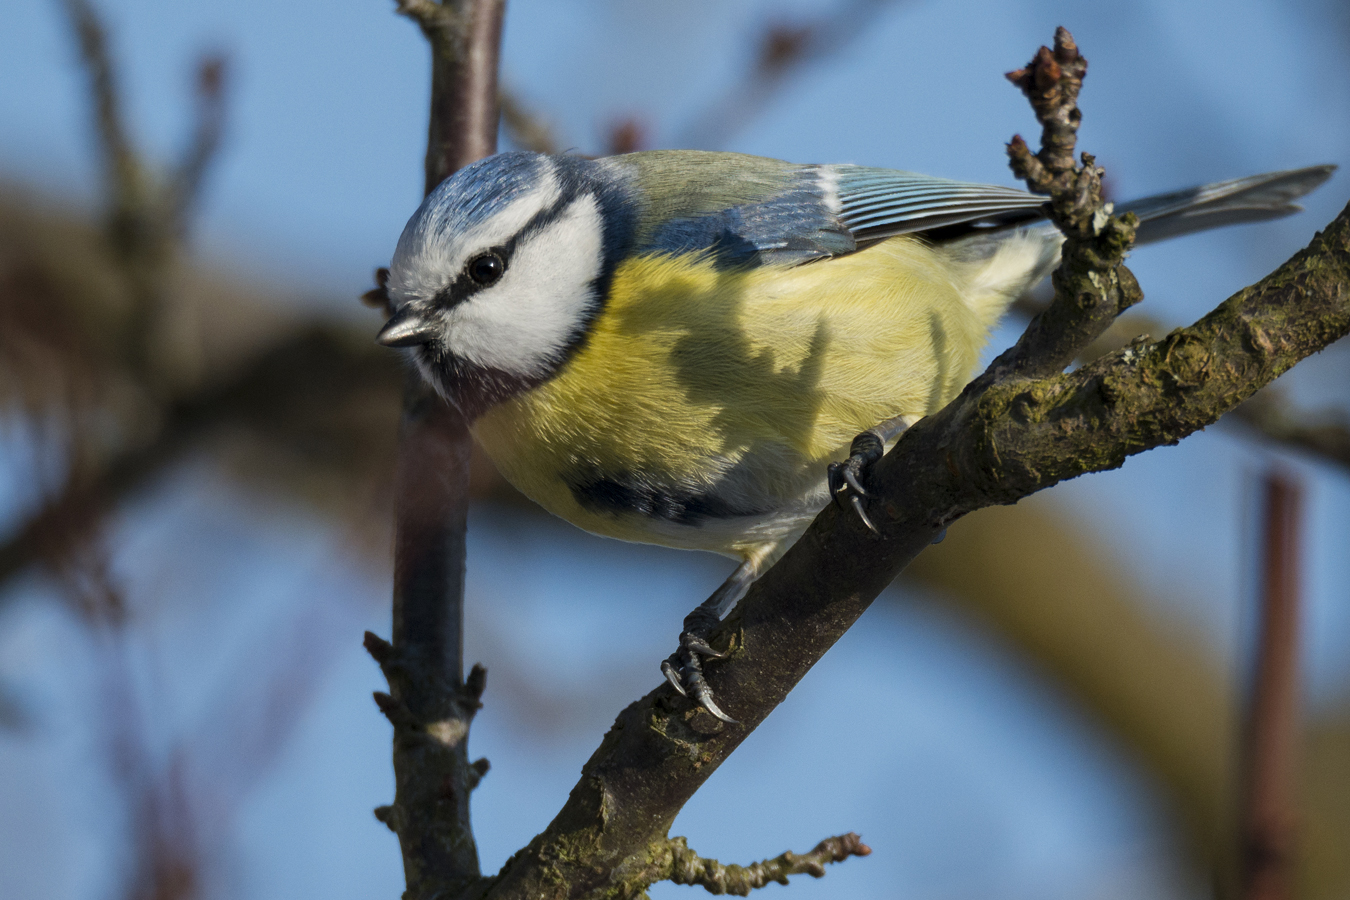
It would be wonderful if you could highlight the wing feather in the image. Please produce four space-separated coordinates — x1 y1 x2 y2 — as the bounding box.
832 165 1047 241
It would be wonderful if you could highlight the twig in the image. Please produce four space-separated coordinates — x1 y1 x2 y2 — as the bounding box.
674 0 901 150
166 53 228 235
0 328 399 599
653 833 870 895
1240 472 1303 900
1000 27 1140 379
367 2 506 898
62 0 144 236
484 28 1350 900
499 88 558 154
61 0 229 383
1228 391 1350 472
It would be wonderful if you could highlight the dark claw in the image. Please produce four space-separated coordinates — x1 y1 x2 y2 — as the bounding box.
663 622 738 723
843 467 868 497
850 495 879 534
684 636 723 658
829 430 885 535
693 687 737 724
661 659 688 696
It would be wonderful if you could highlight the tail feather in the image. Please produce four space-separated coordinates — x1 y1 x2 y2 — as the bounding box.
1120 165 1336 245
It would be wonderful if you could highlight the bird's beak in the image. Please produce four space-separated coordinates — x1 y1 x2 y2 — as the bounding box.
376 306 437 348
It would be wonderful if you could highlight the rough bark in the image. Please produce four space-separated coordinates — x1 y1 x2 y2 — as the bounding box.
366 3 505 899
481 29 1350 900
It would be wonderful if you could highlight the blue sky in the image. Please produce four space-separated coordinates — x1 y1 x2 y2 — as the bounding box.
1 1 1348 899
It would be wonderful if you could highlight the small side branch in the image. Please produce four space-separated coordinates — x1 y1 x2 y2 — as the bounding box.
61 0 230 381
499 88 559 154
1228 391 1350 472
166 53 228 234
999 26 1140 380
674 0 901 150
654 833 870 896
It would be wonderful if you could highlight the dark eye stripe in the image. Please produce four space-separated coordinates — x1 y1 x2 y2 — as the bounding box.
433 192 587 309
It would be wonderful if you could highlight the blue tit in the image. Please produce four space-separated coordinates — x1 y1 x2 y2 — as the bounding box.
377 149 1332 719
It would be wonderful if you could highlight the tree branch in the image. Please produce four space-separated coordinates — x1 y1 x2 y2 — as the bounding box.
368 2 506 898
484 28 1350 900
674 0 903 150
651 833 870 896
1240 473 1303 900
1227 390 1350 471
499 88 559 154
166 53 228 235
0 328 399 597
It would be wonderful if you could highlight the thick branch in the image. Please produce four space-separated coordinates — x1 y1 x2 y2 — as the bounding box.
484 29 1350 900
487 196 1350 900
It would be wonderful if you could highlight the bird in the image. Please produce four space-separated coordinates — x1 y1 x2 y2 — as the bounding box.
375 149 1333 721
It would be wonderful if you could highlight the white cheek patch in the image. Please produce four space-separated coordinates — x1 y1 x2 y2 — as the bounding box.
447 193 605 378
388 163 563 305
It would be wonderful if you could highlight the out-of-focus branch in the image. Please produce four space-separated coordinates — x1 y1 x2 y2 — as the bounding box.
0 327 402 602
485 28 1350 900
1228 390 1350 471
398 0 505 192
166 54 228 234
499 87 558 154
1241 472 1303 900
674 0 901 150
61 0 228 383
62 0 143 235
365 3 505 899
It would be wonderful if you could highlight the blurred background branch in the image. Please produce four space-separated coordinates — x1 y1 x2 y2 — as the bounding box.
1 2 1348 900
673 0 904 150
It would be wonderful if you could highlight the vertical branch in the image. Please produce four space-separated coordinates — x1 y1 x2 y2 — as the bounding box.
403 0 506 193
1241 472 1304 900
367 2 505 898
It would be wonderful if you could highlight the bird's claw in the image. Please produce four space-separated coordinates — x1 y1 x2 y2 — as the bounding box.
662 627 737 724
829 431 884 535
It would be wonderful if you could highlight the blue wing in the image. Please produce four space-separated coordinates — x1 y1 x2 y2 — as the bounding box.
629 156 1048 268
639 165 857 267
831 166 1047 242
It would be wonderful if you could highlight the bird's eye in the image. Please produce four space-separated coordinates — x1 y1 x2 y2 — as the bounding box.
467 252 506 286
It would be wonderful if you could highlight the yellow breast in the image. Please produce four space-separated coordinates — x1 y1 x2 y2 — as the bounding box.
471 235 998 555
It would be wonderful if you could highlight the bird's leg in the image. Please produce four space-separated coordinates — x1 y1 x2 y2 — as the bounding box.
827 413 918 533
661 550 771 724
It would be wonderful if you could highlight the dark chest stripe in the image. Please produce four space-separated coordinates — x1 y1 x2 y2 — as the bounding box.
566 467 763 526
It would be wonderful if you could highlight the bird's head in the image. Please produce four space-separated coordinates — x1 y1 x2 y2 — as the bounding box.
379 151 630 418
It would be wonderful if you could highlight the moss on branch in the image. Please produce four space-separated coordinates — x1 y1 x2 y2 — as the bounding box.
482 27 1350 900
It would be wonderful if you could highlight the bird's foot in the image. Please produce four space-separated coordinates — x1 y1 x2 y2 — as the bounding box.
661 605 737 724
828 431 884 534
